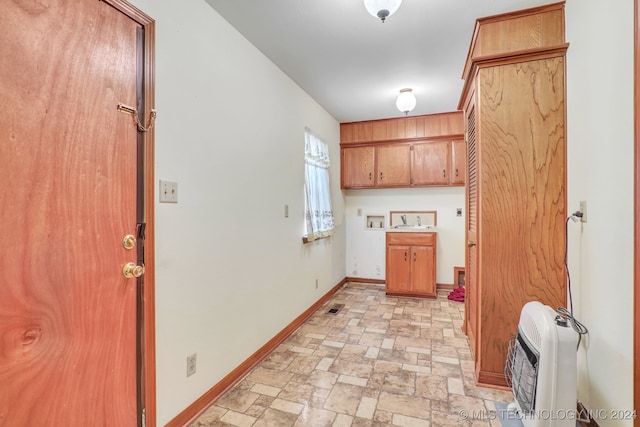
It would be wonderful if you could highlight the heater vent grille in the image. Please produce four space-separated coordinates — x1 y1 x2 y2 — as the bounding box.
506 333 539 414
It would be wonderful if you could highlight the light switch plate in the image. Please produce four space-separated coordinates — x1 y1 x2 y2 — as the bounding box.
159 180 178 203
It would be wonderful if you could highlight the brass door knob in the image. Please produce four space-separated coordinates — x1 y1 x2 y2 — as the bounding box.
123 262 145 278
467 240 477 247
123 234 136 250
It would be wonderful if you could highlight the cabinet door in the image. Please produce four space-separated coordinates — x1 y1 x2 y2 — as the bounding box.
465 99 478 355
387 245 411 292
451 140 466 185
341 146 374 188
376 144 411 186
412 141 450 185
411 245 436 296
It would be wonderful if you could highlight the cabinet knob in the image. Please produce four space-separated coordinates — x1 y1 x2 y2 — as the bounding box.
413 252 416 261
404 251 407 261
442 169 446 177
467 240 477 247
455 168 459 177
380 172 383 181
369 172 372 180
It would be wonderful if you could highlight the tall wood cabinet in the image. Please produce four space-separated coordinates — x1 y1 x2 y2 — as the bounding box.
460 2 568 387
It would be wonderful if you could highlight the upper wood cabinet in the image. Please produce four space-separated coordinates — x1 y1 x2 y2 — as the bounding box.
451 139 466 185
341 139 465 189
376 144 411 186
341 146 374 188
412 141 450 186
340 111 465 189
341 111 463 144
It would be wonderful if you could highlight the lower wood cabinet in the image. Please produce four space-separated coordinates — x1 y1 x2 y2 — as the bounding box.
385 232 436 298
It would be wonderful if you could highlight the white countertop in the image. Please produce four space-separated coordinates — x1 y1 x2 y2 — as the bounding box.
386 225 437 233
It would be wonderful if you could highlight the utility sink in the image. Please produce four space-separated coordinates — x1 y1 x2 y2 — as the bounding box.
391 224 435 230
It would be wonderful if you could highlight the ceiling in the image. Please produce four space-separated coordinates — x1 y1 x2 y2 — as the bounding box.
204 0 555 123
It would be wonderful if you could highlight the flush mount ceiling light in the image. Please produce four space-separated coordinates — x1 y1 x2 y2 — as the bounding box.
364 0 402 23
396 88 416 115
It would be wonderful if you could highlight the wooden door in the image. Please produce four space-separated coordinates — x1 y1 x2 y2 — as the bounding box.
0 1 152 424
341 146 375 188
412 141 450 185
411 245 435 296
387 245 412 293
451 140 466 185
376 144 411 186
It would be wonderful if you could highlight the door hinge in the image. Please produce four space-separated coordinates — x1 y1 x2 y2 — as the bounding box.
464 132 468 143
141 408 146 427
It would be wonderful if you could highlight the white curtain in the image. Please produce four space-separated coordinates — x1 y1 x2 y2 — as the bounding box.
304 129 334 241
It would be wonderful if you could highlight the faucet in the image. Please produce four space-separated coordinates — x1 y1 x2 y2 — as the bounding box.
417 215 421 226
401 215 407 225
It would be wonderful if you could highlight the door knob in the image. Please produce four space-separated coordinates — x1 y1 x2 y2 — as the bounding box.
467 240 477 247
123 262 145 278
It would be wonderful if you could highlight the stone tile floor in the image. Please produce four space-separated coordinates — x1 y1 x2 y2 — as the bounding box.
190 282 513 426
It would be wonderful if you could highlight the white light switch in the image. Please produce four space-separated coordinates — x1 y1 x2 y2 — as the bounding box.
159 180 178 203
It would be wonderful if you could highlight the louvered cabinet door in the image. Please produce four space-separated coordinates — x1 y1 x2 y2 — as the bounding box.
465 101 478 358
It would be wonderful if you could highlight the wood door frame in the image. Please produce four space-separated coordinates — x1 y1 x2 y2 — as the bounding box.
102 1 156 425
633 0 640 427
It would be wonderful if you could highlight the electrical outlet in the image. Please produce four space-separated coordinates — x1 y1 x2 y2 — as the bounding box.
357 208 362 216
186 353 197 377
579 200 587 223
315 279 319 289
456 208 463 217
284 204 289 218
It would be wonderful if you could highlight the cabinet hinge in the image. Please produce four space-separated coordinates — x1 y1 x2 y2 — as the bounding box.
141 408 146 427
464 132 468 143
410 145 414 151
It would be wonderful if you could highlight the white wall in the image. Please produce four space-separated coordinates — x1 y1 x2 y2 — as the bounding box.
345 187 465 284
128 0 345 424
566 0 634 424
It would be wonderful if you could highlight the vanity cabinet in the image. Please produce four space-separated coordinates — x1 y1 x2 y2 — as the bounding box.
385 232 436 298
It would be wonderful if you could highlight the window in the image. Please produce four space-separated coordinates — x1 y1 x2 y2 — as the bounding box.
303 129 334 242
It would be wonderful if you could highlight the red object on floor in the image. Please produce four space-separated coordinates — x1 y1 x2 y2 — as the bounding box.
447 286 465 302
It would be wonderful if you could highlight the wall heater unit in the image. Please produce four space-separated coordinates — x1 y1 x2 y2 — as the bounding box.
506 301 577 427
